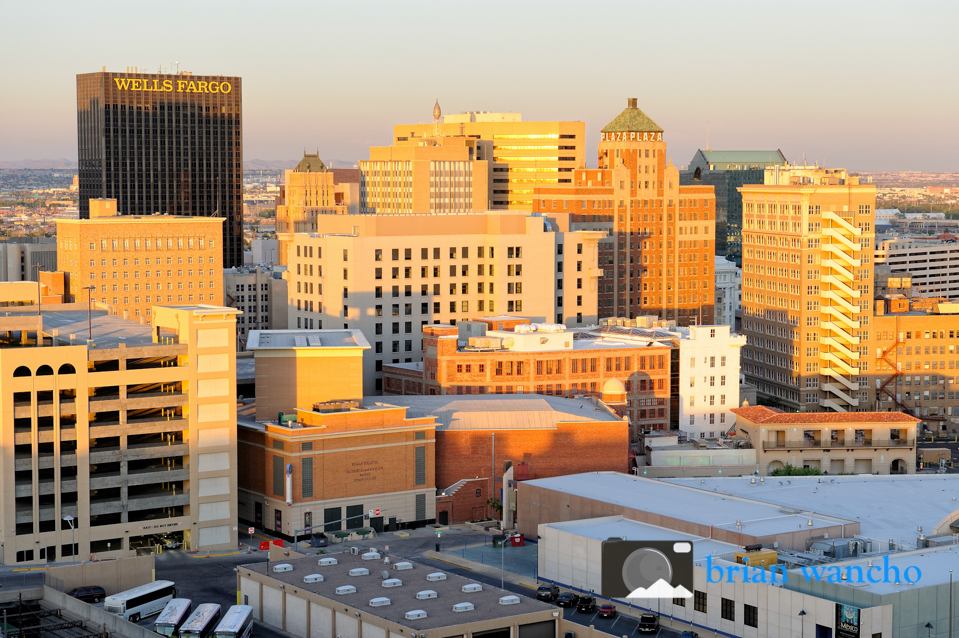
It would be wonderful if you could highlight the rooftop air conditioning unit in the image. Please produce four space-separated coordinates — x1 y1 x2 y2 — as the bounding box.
393 561 413 571
272 564 292 573
461 583 482 593
369 597 391 608
453 603 475 613
303 574 324 583
426 572 447 582
362 552 381 561
416 590 438 600
499 595 521 605
405 610 427 621
318 557 338 566
349 568 369 577
382 579 403 588
335 586 356 595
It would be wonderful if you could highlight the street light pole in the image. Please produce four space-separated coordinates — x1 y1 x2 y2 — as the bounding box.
799 609 806 638
34 264 41 317
82 286 95 341
63 516 75 564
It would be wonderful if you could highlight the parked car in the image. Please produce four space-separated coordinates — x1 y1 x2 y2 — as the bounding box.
555 592 581 608
638 614 659 633
68 586 106 604
576 596 596 613
536 584 560 602
681 632 699 638
309 533 329 548
598 604 617 618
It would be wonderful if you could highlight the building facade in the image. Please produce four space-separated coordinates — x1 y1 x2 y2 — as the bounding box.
284 211 603 394
224 265 288 348
76 69 243 266
713 256 742 328
360 137 489 214
874 234 959 299
677 325 747 439
0 299 240 564
394 107 585 210
275 154 347 266
740 166 876 412
682 149 787 263
56 199 223 319
0 240 57 282
733 405 919 475
534 99 716 326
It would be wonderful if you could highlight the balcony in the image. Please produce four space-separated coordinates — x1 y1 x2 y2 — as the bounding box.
762 438 914 451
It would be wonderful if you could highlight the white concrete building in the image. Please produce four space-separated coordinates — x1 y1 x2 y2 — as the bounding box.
874 234 959 299
0 240 57 282
713 256 741 328
678 325 747 439
224 265 289 349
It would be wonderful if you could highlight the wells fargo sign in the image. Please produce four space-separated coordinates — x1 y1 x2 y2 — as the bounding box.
600 131 663 142
114 78 232 94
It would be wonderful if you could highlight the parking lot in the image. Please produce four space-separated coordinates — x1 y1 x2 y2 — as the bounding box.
560 604 689 638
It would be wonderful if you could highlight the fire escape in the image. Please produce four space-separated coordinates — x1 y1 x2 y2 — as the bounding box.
819 210 862 412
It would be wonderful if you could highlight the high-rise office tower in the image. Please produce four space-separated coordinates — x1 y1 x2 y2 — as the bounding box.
393 104 585 211
76 69 244 267
534 99 716 326
740 166 875 412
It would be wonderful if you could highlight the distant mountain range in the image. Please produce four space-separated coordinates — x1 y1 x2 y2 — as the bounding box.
0 158 358 171
0 159 78 170
245 158 358 170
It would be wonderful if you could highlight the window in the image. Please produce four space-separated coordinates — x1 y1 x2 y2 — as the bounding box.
721 597 734 621
694 590 707 613
744 604 758 628
672 597 686 607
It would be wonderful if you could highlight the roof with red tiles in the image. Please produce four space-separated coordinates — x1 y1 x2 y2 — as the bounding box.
731 405 920 424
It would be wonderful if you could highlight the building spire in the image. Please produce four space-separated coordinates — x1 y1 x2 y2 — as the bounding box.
433 99 442 122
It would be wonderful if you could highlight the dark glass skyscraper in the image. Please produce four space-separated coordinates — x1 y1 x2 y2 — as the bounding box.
77 70 244 267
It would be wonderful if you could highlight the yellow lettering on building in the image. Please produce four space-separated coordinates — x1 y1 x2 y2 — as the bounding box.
220 82 232 94
114 77 233 94
177 80 187 92
114 78 132 90
162 79 173 91
186 81 198 92
197 81 209 92
209 82 219 93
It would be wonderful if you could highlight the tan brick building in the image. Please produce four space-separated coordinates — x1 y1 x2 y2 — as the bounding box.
394 105 585 210
0 292 240 564
534 99 716 326
740 166 876 411
275 154 349 266
56 199 223 319
284 211 603 394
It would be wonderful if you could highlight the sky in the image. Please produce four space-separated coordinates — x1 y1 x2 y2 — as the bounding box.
1 0 957 172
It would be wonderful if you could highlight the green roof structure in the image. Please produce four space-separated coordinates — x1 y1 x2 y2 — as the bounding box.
294 152 328 173
601 98 663 134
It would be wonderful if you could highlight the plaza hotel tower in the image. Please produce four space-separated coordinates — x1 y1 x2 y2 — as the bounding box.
533 99 716 326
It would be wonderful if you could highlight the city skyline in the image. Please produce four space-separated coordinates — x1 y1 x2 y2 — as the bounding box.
1 1 957 173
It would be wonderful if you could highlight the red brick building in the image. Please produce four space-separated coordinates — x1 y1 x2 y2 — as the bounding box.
533 98 716 325
396 394 630 525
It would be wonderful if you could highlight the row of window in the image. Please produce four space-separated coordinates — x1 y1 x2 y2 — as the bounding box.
675 593 758 627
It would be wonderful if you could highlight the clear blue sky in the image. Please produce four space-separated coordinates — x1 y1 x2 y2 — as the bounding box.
1 0 957 171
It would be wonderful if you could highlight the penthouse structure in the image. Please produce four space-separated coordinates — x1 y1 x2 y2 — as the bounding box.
76 69 243 267
534 99 716 326
0 295 240 564
394 104 586 210
283 211 603 394
740 166 876 411
57 198 223 319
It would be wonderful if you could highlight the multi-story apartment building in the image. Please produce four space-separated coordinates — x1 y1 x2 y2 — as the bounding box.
713 256 742 329
56 199 223 319
870 297 959 435
534 99 716 326
360 137 489 214
393 105 585 210
0 239 57 282
740 166 876 412
383 320 672 439
734 405 918 475
682 149 787 263
676 325 747 439
0 295 239 564
283 211 603 394
275 153 348 266
76 69 243 266
874 233 959 299
223 265 288 348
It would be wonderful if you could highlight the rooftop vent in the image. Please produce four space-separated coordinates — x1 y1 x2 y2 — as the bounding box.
461 583 482 593
394 561 413 571
362 552 382 561
452 602 475 613
349 568 370 577
416 590 438 600
369 597 391 608
318 557 338 566
426 572 447 582
303 574 324 583
499 595 521 606
335 586 356 595
405 610 428 621
382 578 403 588
272 564 292 573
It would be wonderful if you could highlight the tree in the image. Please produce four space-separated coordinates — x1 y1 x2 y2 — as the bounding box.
486 497 503 517
770 463 823 476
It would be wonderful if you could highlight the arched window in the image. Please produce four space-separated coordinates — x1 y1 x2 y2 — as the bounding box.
13 366 31 377
58 364 76 375
36 365 54 376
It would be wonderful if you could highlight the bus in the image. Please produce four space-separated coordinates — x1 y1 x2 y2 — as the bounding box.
154 599 194 637
213 606 253 638
179 604 222 638
104 580 177 623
